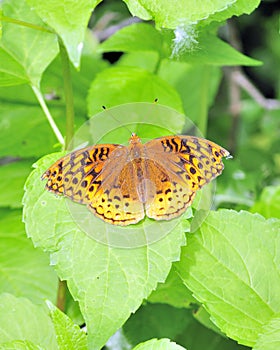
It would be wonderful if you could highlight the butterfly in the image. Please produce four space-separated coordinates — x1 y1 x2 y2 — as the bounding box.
42 134 230 226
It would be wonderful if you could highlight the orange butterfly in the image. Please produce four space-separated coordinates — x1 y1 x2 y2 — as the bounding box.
42 134 230 226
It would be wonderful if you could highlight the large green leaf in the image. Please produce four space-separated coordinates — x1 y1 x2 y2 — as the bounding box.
87 66 184 116
176 210 280 347
0 293 57 348
26 0 101 68
123 0 260 28
1 0 58 87
0 159 34 208
253 315 280 350
0 340 43 350
0 209 57 304
23 154 186 349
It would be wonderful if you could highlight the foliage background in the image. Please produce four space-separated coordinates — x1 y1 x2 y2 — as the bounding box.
0 0 280 349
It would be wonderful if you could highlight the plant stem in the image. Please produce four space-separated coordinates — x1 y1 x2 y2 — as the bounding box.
54 39 75 311
59 39 75 148
196 65 210 136
56 280 67 312
32 85 65 146
1 15 53 33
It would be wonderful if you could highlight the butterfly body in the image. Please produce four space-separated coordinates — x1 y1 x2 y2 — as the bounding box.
42 134 230 226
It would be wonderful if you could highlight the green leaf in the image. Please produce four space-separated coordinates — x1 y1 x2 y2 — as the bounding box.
1 0 58 87
87 66 184 116
178 31 262 66
41 41 108 118
148 266 197 308
203 0 261 25
26 0 101 68
117 51 160 73
253 315 280 350
158 61 222 125
0 209 58 304
123 303 244 350
0 105 63 158
176 210 280 347
98 22 167 57
123 0 260 28
0 293 57 348
193 306 225 337
0 340 43 350
98 22 261 66
46 301 87 350
0 159 34 208
123 303 193 346
251 186 280 219
23 154 186 349
0 47 29 86
133 338 186 350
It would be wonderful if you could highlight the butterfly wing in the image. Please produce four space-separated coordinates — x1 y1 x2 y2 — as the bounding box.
42 144 145 225
143 135 230 221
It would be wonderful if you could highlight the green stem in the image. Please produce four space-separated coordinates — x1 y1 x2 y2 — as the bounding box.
59 39 75 149
0 15 53 33
32 85 65 146
196 65 211 136
56 280 67 312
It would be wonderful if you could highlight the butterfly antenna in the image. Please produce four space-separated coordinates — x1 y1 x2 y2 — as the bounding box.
102 105 133 135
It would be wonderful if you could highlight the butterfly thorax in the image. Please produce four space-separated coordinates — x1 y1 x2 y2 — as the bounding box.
128 134 144 160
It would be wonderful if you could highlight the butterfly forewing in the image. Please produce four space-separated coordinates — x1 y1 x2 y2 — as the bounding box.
42 143 145 225
143 135 230 221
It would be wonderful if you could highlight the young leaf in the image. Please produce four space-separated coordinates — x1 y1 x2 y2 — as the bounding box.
176 210 280 347
46 301 87 350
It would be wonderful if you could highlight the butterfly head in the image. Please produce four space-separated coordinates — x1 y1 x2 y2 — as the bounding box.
129 133 142 144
